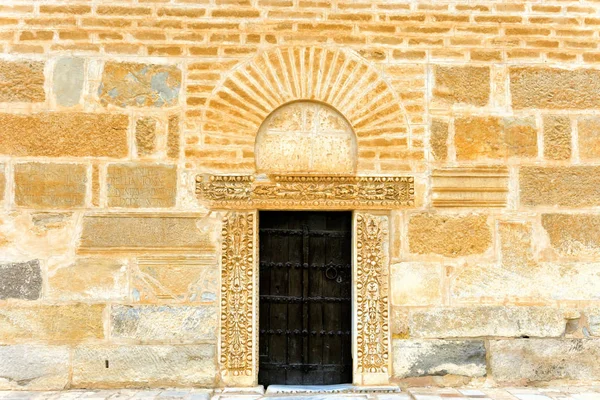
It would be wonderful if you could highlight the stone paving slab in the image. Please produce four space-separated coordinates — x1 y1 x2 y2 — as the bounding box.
0 388 599 400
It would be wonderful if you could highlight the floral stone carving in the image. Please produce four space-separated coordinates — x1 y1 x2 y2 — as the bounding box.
220 212 256 383
196 175 414 209
355 213 390 384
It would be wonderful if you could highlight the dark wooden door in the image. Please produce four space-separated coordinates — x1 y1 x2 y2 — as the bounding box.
258 211 352 386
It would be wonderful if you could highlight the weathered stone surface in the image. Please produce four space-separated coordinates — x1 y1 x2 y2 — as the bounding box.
410 307 566 338
78 213 218 253
511 67 600 110
433 66 490 106
391 306 410 338
490 339 600 383
72 344 216 387
255 102 356 174
106 164 177 208
452 261 600 301
99 62 181 108
430 119 448 161
455 117 504 161
390 263 442 306
392 339 486 378
408 213 491 257
111 305 218 341
0 304 104 343
0 164 5 202
0 60 45 102
0 113 128 158
578 117 600 160
504 117 538 158
133 256 218 303
53 58 84 107
543 115 571 160
0 260 42 300
14 163 87 209
135 117 156 156
47 258 128 301
0 345 69 390
499 221 535 267
588 309 600 336
542 214 600 257
167 115 180 159
454 116 537 161
520 166 600 207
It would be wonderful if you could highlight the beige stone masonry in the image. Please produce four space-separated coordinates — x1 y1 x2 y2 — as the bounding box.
0 113 129 158
14 163 87 209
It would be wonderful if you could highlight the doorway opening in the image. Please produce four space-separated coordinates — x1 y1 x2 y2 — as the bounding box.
258 211 353 386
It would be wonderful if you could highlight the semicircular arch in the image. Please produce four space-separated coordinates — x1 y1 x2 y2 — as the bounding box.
193 46 412 173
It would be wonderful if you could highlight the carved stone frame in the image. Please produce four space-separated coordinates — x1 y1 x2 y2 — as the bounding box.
200 175 412 387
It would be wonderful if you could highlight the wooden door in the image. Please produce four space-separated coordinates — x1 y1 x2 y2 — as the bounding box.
258 211 352 386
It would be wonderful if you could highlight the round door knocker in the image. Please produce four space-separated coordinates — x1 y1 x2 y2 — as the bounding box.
325 266 338 280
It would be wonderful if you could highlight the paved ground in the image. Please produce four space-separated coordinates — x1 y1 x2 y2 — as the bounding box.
0 387 600 400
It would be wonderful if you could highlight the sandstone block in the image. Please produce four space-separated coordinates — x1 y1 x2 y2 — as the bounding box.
47 258 128 301
0 164 5 202
587 309 600 336
135 117 156 156
0 60 45 102
0 304 104 343
0 260 42 300
133 256 218 303
431 167 509 208
78 213 218 254
99 62 181 108
391 306 410 338
452 261 600 301
0 113 128 158
511 67 600 110
454 116 537 161
504 117 538 158
543 115 571 160
520 166 600 207
490 339 600 383
410 307 566 338
577 117 600 160
111 305 218 342
542 214 600 257
0 345 69 390
408 213 491 257
392 339 486 378
430 119 448 161
390 263 442 306
433 66 490 106
72 344 216 387
14 163 87 209
499 221 535 267
167 115 180 159
106 164 177 208
53 58 84 107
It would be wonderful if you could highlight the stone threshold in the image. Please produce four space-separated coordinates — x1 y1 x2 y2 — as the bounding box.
265 385 401 395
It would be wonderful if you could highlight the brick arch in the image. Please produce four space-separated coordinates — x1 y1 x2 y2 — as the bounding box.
191 46 412 172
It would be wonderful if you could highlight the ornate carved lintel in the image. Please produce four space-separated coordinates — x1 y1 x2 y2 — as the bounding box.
354 213 391 385
196 175 414 210
219 212 257 386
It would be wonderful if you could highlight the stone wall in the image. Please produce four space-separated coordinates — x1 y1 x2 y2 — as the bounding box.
0 0 600 390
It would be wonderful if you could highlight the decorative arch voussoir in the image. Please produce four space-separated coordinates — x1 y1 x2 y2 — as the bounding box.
193 46 411 172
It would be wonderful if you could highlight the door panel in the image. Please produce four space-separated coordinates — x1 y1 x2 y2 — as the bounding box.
258 211 352 386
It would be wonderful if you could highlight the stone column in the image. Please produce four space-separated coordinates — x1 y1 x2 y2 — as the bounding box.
353 212 391 385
